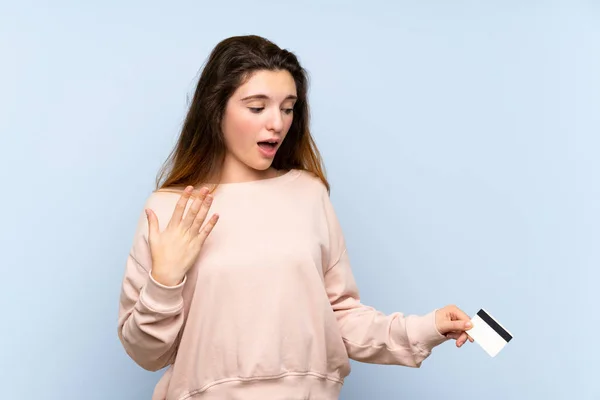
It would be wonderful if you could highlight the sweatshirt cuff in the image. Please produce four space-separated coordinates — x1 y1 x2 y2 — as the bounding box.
407 310 449 354
139 271 186 313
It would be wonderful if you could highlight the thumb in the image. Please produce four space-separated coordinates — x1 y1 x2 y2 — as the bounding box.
145 209 159 239
440 319 472 334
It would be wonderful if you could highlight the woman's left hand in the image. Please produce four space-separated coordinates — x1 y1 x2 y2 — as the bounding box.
435 304 475 348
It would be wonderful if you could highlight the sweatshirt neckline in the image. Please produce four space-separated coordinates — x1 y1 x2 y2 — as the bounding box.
209 169 300 190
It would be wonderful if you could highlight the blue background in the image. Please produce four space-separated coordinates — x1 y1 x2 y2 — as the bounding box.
1 1 598 399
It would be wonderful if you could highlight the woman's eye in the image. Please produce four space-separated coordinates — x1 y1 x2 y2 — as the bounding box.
282 108 294 115
249 107 264 113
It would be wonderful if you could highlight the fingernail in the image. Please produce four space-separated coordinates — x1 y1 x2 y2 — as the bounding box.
465 322 472 328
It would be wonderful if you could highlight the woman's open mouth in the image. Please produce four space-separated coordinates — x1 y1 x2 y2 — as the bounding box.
257 139 279 158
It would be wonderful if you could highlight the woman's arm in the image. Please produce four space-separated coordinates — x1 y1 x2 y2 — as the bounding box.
324 247 447 367
117 211 185 372
319 188 452 367
117 188 218 371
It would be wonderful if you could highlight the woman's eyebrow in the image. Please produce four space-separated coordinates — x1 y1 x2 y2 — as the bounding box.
240 94 298 101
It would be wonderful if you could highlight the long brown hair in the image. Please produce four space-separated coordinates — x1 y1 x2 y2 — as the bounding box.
155 35 329 193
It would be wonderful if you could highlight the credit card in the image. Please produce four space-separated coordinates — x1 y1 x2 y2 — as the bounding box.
468 308 513 357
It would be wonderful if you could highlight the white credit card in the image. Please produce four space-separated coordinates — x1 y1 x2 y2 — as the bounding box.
468 308 513 357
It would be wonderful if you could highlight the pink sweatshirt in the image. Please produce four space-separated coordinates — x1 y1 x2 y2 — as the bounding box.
117 169 448 399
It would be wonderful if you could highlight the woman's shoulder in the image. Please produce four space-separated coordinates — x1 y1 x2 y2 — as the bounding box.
293 168 328 192
141 187 187 214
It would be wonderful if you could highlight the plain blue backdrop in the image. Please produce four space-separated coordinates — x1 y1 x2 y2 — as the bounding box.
1 1 598 399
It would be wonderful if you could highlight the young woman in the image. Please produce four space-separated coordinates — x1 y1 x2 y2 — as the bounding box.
117 35 473 400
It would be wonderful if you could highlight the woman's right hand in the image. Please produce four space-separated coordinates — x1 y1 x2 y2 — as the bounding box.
145 186 219 287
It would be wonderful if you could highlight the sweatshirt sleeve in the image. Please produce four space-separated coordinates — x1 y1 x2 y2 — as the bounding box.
321 190 448 368
117 203 186 372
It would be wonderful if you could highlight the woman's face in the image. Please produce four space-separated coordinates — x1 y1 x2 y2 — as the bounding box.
220 69 297 181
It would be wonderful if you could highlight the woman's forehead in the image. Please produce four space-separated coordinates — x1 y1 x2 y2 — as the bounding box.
235 70 297 99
